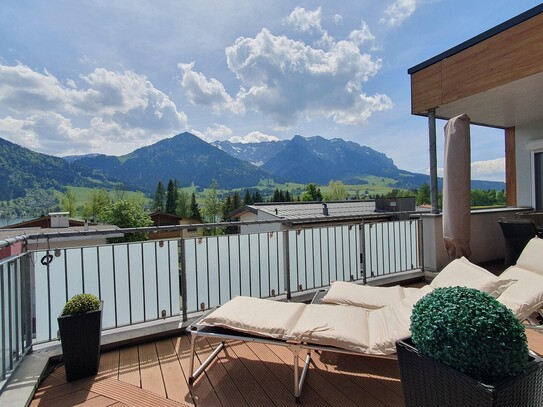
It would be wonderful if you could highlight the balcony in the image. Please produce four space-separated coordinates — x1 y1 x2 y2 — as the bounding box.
1 212 542 405
27 326 543 406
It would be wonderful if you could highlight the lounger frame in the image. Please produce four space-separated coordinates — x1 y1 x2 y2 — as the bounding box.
187 300 396 401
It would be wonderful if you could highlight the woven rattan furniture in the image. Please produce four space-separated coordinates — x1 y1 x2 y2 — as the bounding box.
397 337 543 407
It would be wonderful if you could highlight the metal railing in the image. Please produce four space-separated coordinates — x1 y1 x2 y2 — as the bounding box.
0 214 423 388
0 253 32 387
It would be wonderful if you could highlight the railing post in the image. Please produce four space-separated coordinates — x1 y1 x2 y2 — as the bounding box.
21 252 33 350
1 262 5 380
418 217 425 273
283 230 291 300
359 222 366 284
179 233 188 322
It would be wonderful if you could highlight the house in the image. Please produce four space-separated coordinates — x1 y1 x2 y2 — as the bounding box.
0 212 121 254
409 4 543 273
231 200 414 234
148 212 200 239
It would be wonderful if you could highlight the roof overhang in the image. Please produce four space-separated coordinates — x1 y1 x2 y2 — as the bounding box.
409 4 543 128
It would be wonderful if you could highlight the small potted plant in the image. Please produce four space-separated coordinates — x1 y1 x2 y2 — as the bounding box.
57 293 103 382
396 286 543 407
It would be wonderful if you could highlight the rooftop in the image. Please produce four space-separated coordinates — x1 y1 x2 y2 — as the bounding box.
236 200 385 224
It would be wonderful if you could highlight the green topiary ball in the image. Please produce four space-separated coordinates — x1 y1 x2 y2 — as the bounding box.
411 286 529 384
62 293 101 316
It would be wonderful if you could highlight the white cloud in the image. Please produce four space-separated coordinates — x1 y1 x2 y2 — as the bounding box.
229 131 280 143
380 0 418 27
179 62 236 112
0 64 69 114
333 14 343 24
348 21 375 46
0 113 90 154
471 158 505 182
177 9 391 130
285 7 323 33
0 63 188 155
190 124 233 142
225 28 391 126
432 158 505 182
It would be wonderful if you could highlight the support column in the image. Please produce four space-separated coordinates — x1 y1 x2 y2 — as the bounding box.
505 127 516 207
428 109 439 214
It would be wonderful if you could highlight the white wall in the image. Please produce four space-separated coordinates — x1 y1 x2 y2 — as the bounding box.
239 211 284 234
421 207 525 273
516 119 543 207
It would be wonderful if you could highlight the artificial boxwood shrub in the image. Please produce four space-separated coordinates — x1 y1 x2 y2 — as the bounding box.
411 286 529 384
62 293 101 316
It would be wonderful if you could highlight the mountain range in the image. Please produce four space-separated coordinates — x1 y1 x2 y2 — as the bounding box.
0 132 505 201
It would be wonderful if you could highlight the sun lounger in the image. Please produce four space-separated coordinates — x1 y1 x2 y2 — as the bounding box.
187 238 543 400
187 294 408 400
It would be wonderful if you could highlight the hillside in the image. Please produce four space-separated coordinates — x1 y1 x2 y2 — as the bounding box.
214 135 399 184
213 136 505 190
1 133 505 203
72 132 275 192
0 137 117 201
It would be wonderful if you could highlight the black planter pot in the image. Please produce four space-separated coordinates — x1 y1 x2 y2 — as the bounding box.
57 302 103 382
396 337 543 407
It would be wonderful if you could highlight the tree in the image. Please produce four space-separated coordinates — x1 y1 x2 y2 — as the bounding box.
128 191 147 209
176 189 189 218
326 180 348 201
165 180 178 214
417 182 431 205
202 179 222 224
100 199 153 242
253 190 263 203
243 189 253 205
112 184 127 201
153 181 166 212
61 188 78 216
301 183 322 201
496 190 506 205
231 191 242 210
222 191 243 234
83 189 110 222
189 192 201 221
285 190 291 202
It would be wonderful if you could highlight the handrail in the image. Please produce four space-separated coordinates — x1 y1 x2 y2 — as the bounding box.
0 210 425 247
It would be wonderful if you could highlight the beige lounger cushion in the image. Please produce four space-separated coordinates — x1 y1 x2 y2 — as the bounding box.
199 296 306 340
515 238 543 275
289 304 371 353
368 298 416 354
497 266 543 320
322 281 405 308
431 257 514 297
402 285 434 302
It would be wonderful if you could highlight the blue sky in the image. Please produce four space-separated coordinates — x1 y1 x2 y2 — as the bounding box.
0 1 540 182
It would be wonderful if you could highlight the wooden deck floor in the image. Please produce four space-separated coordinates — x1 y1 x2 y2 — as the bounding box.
30 329 543 407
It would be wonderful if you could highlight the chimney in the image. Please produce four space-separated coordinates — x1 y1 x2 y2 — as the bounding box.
322 203 329 216
49 212 70 228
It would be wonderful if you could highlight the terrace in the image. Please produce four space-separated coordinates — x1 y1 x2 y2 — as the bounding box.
0 210 541 406
5 4 543 406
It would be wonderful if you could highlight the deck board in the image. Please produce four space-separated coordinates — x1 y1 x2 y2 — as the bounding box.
139 342 167 397
98 349 120 379
227 341 298 407
195 338 249 407
268 342 361 407
176 335 222 407
215 340 280 406
155 338 194 405
118 346 141 388
30 327 543 407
